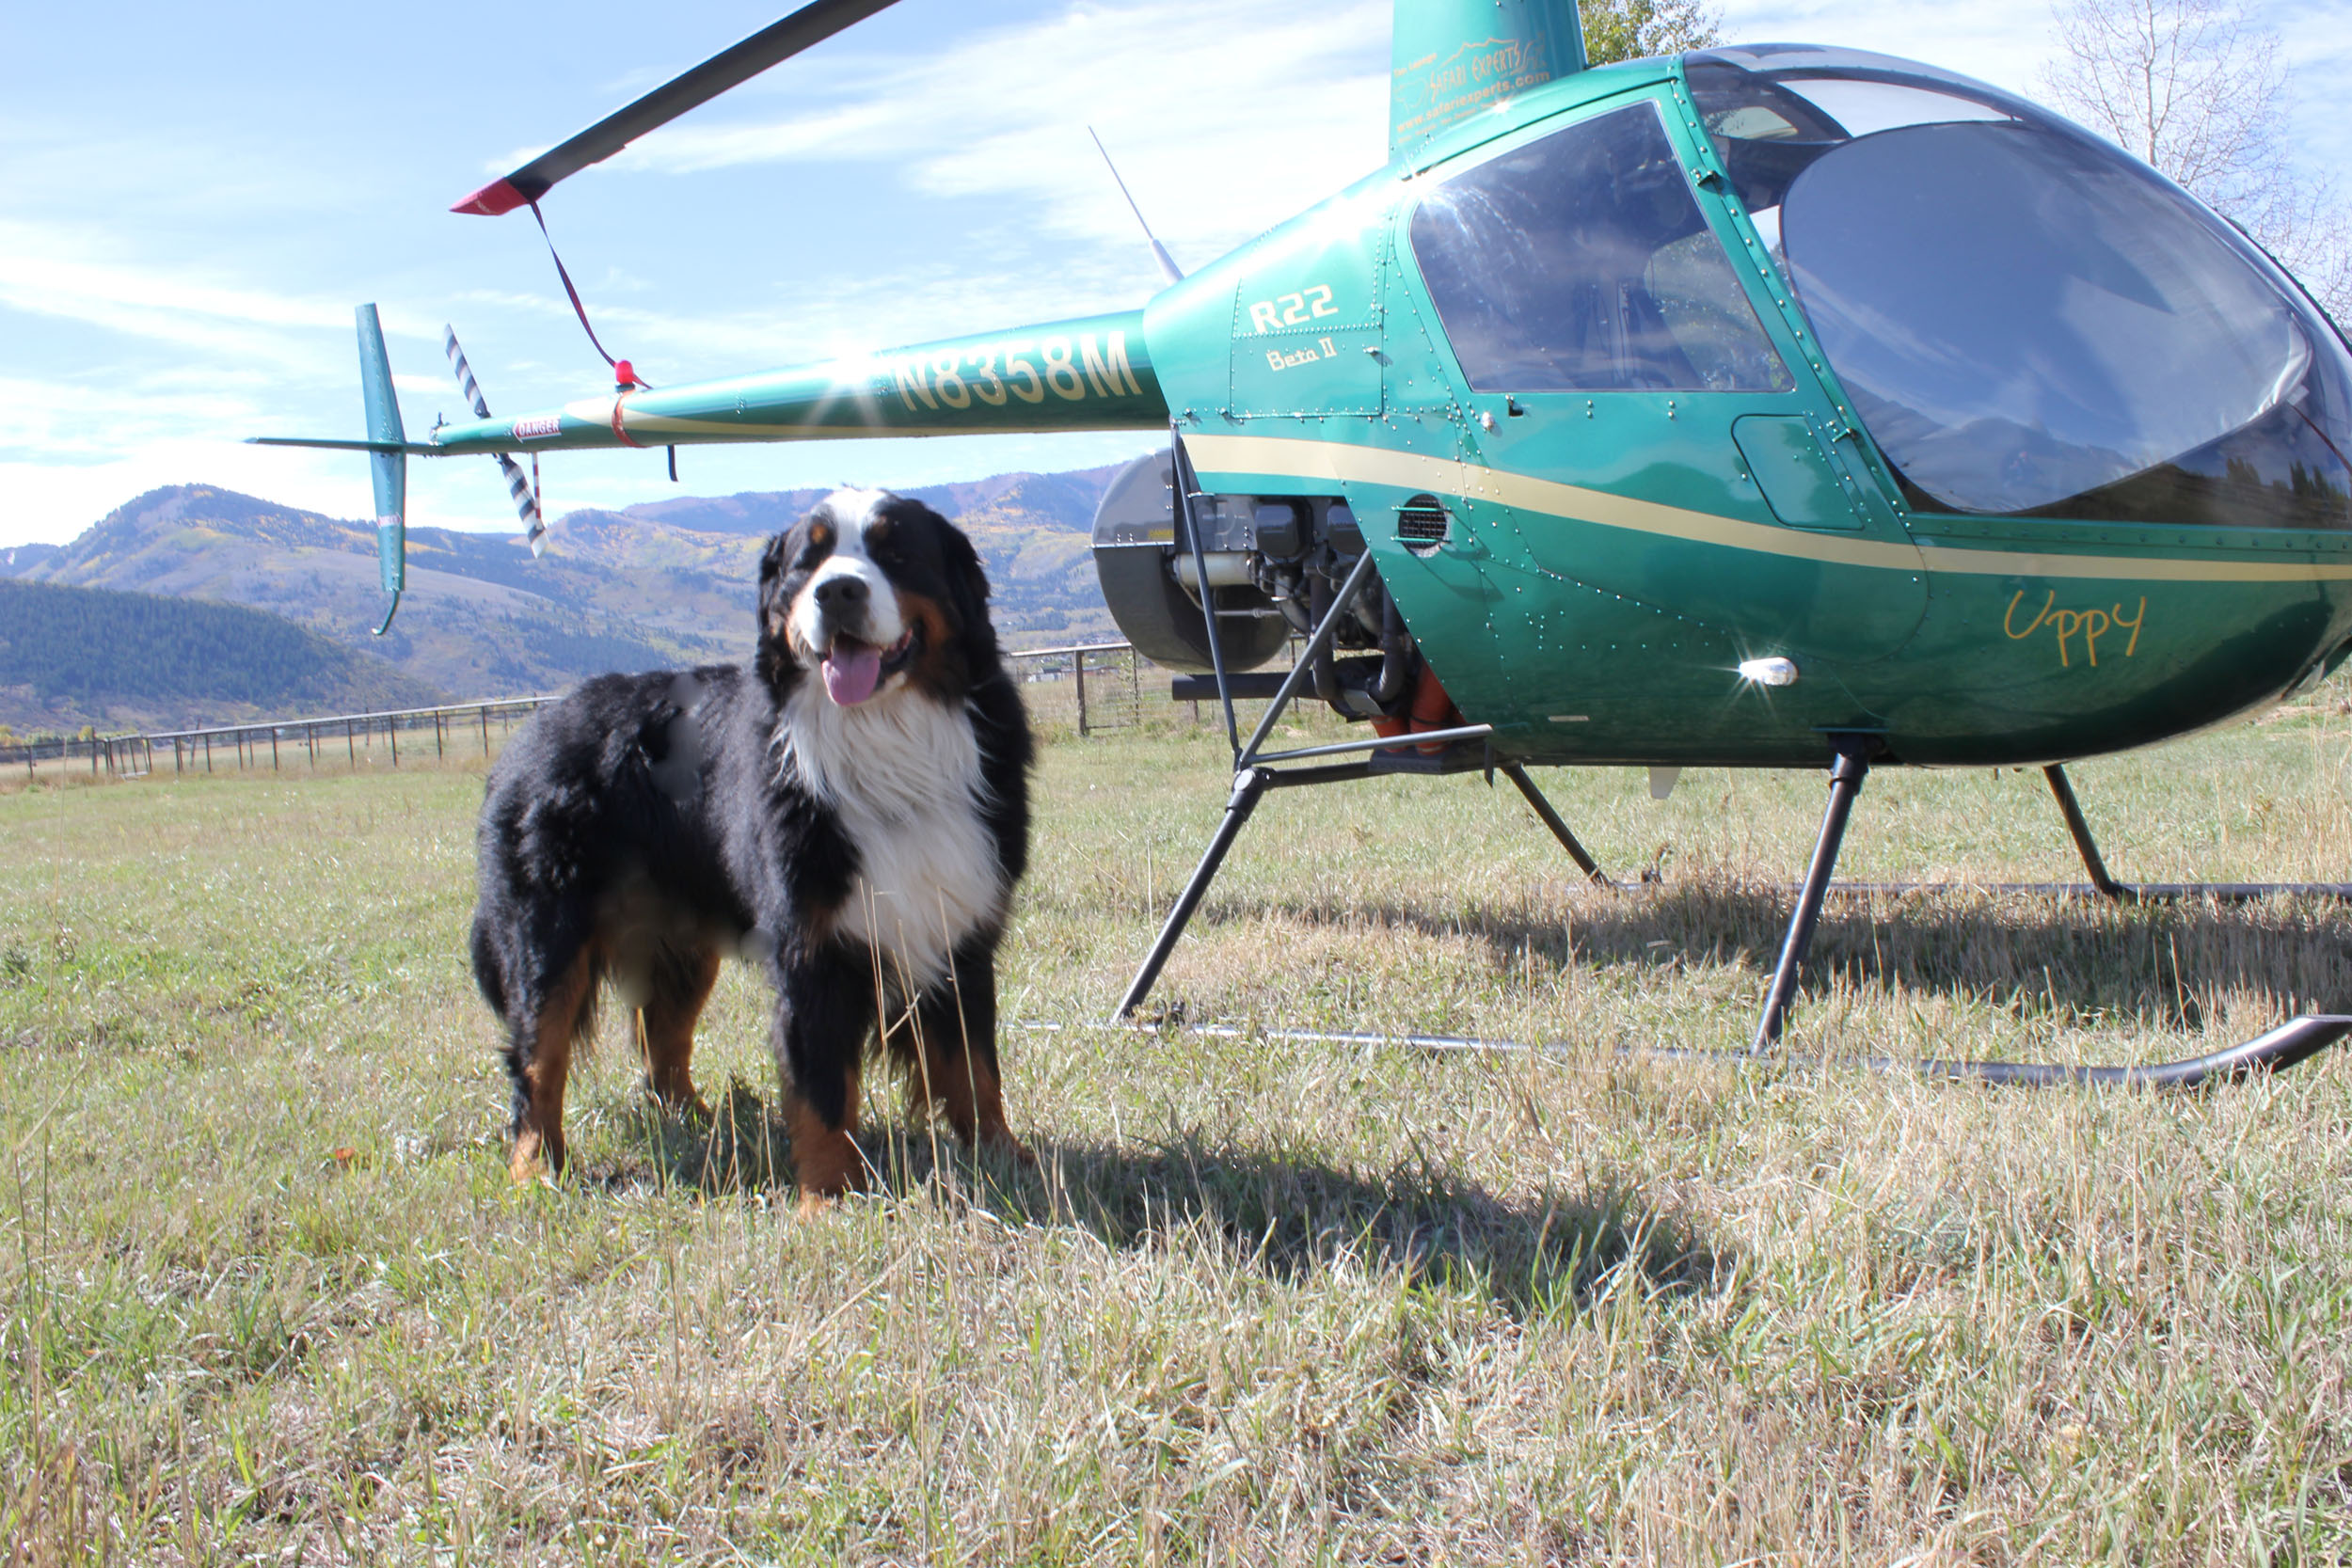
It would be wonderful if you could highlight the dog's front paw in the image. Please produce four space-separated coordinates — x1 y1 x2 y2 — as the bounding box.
979 1123 1037 1168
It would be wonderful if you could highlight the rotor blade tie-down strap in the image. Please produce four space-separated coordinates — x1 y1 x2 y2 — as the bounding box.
529 200 622 370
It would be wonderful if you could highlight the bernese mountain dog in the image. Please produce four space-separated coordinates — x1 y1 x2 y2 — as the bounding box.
469 488 1033 1210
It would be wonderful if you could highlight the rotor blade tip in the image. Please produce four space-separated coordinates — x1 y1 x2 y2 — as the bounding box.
452 178 529 216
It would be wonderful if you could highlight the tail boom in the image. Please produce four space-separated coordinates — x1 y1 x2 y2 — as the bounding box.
424 311 1164 457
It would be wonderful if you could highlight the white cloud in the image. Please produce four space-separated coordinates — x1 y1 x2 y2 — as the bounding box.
12 0 2343 559
610 0 1393 261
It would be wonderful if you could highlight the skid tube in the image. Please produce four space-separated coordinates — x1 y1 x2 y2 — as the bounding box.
1056 1014 2352 1089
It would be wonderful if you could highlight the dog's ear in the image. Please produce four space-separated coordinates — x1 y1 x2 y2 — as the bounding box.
754 530 800 689
756 530 794 627
938 515 993 632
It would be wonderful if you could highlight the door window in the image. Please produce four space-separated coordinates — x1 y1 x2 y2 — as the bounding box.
1407 101 1791 393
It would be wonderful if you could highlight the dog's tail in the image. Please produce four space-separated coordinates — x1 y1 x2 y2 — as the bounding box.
469 912 507 1019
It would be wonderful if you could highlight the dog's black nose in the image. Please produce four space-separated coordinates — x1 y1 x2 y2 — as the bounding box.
814 576 868 613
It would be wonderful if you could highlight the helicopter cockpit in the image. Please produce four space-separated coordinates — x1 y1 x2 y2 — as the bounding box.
1683 46 2352 531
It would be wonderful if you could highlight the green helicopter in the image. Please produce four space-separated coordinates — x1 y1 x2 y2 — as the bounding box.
256 0 2352 1080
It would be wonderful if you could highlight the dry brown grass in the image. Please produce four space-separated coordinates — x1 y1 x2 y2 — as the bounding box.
2 682 2348 1562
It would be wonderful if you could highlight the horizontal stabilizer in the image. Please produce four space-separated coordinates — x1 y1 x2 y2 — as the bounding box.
246 436 438 454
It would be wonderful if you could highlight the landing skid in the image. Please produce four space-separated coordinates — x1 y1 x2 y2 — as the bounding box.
1089 1016 2352 1090
1117 435 2351 1086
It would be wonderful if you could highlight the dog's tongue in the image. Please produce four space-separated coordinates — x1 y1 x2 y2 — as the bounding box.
821 643 882 706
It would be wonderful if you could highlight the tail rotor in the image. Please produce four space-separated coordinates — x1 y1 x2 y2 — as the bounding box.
443 326 548 556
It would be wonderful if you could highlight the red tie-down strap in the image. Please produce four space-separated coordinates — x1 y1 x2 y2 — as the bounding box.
529 201 649 388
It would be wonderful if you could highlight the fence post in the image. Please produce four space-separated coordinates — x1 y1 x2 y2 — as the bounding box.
1074 655 1089 736
435 712 444 760
345 721 355 765
203 734 213 773
270 729 279 770
389 717 398 767
480 705 490 752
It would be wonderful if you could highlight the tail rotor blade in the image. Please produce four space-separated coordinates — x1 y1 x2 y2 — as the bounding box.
499 454 547 555
443 325 494 420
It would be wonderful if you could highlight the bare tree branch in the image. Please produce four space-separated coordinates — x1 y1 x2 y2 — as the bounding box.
2040 0 2349 324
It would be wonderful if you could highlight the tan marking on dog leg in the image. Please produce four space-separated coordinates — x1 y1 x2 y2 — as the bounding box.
640 945 721 1114
511 952 595 1183
787 1069 865 1215
911 1021 1031 1167
966 1054 1034 1167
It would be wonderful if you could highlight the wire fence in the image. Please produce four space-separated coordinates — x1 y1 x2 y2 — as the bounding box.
1006 641 1148 735
0 642 1182 785
0 696 563 784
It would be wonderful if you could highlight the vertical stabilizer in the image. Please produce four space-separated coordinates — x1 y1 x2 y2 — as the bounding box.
1390 0 1585 161
355 303 405 631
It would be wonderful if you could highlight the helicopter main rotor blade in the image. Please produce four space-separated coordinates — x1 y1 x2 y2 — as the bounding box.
452 0 903 215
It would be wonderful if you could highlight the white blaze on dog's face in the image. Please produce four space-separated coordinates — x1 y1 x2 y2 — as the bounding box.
787 489 914 707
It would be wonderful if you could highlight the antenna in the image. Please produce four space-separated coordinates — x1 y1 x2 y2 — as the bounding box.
1088 126 1184 287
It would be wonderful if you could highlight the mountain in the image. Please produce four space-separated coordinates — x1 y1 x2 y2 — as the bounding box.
565 464 1127 644
0 579 442 735
2 462 1130 705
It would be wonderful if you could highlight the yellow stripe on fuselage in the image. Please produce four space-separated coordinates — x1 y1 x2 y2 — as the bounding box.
1185 433 2352 584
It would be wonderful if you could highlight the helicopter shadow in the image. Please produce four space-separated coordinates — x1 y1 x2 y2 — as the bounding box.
605 1081 1724 1322
1198 880 2352 1028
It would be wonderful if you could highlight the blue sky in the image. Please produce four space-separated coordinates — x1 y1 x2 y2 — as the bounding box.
4 0 2345 546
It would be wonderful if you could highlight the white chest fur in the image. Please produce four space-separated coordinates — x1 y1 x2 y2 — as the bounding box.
775 683 1006 990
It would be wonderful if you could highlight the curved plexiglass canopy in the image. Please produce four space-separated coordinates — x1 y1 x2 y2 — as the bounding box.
1685 46 2352 529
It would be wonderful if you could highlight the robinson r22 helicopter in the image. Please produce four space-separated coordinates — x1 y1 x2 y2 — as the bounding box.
257 0 2352 1083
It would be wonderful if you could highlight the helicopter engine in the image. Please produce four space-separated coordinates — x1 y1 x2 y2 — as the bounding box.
1090 449 1422 724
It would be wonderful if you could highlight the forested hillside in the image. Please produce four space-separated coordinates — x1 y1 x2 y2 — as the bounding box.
0 579 440 734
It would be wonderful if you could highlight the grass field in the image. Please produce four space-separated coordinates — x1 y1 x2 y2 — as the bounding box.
3 681 2350 1563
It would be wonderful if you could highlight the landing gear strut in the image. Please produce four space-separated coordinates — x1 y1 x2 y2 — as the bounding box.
1112 430 1607 1022
1721 739 2352 1084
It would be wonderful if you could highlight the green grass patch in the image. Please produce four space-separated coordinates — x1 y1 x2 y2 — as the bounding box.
2 688 2349 1561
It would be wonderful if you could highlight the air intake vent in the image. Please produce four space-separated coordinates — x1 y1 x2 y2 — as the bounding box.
1395 497 1451 554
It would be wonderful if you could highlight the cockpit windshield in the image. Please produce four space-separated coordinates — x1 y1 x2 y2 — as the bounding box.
1685 46 2352 529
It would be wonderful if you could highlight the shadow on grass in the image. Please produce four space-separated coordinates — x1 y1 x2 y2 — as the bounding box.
1196 880 2352 1027
611 1077 1723 1321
